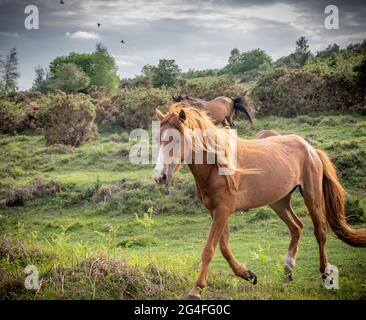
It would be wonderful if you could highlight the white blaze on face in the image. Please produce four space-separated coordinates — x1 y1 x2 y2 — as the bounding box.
153 144 165 181
153 129 169 181
153 128 182 183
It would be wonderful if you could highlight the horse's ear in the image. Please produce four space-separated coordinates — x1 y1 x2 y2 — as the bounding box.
155 108 165 121
179 109 186 122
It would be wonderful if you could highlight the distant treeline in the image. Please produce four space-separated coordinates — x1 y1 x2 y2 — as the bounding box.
0 38 365 146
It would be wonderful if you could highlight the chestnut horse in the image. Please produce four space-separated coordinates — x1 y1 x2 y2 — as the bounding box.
172 95 252 127
153 103 366 299
255 129 281 139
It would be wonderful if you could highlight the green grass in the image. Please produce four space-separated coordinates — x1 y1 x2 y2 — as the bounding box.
1 113 366 300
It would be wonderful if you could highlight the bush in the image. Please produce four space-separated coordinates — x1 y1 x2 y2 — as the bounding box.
332 150 366 176
251 66 364 117
87 86 108 99
0 100 24 133
0 179 61 208
111 87 171 129
0 92 43 133
94 96 123 127
175 78 246 100
39 91 98 146
345 196 364 224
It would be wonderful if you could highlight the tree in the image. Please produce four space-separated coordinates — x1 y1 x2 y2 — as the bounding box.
228 48 240 65
150 59 181 88
49 43 119 93
276 37 313 67
295 36 312 66
142 64 154 78
226 48 272 74
316 43 340 59
0 47 20 93
295 36 310 54
89 43 120 93
31 65 49 93
48 63 90 93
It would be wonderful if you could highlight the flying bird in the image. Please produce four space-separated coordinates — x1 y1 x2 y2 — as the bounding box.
60 0 64 4
121 40 125 44
97 23 101 27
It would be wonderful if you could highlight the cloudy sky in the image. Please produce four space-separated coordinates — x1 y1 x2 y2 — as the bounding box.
0 0 365 90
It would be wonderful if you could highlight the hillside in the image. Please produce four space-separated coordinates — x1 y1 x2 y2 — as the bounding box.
1 114 365 299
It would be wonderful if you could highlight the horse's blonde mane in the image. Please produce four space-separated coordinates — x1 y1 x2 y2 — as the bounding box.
163 103 253 193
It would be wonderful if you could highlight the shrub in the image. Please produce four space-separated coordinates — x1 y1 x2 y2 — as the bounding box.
111 87 171 129
39 91 98 146
0 100 24 133
345 196 364 224
251 66 364 117
87 86 108 99
175 78 246 100
332 150 366 175
0 179 61 208
94 97 123 127
0 92 43 133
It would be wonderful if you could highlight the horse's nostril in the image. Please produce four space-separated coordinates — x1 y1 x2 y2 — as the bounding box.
159 174 167 183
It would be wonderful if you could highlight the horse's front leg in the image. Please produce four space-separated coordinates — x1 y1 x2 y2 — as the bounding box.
187 206 230 299
220 223 257 283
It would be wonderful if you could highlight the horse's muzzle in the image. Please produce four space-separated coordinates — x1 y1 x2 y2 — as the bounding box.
154 173 167 184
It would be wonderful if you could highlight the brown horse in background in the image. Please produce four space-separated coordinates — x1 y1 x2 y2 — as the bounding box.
255 129 281 139
172 95 252 127
153 104 366 299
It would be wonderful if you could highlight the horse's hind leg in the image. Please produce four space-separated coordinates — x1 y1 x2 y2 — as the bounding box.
270 193 303 279
219 223 256 282
301 172 329 274
228 113 235 128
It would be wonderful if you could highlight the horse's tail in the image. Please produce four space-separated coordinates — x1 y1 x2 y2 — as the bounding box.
317 149 366 247
232 97 253 123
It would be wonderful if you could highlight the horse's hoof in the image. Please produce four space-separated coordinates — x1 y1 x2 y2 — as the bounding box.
284 272 293 282
245 270 257 285
186 295 201 300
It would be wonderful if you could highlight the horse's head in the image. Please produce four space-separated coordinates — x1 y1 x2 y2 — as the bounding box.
153 107 186 184
153 104 238 186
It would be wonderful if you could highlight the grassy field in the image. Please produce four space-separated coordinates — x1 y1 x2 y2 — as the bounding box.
1 113 366 300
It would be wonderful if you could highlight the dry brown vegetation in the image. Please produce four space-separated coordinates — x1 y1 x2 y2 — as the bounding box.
0 179 61 208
